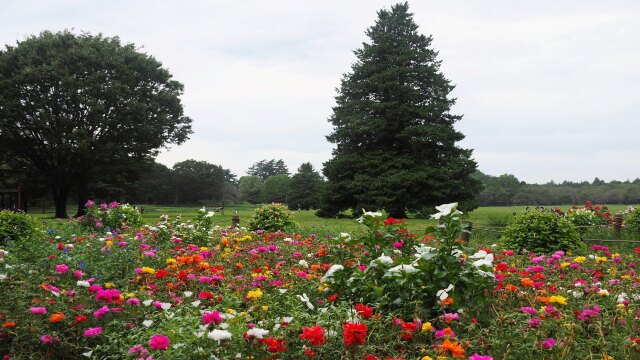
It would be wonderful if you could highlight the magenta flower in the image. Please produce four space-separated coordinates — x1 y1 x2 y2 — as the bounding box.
541 337 556 349
520 307 537 315
202 311 223 325
40 335 57 344
469 354 493 360
127 298 141 306
29 307 47 314
55 264 69 274
84 327 103 337
93 305 110 320
148 334 170 350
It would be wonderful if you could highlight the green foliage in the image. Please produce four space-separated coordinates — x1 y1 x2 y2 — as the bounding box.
247 203 296 232
80 201 143 231
326 203 494 317
288 163 323 210
320 3 481 218
0 210 38 244
246 159 289 180
171 159 226 204
261 174 291 204
0 30 192 218
624 208 640 233
238 176 263 204
500 209 583 253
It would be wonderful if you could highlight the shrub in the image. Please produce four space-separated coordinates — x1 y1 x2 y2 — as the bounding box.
247 203 296 232
325 203 495 317
80 201 143 231
500 209 582 253
0 210 38 244
624 208 640 233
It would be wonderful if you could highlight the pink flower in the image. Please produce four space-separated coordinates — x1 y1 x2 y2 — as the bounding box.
93 305 110 320
95 289 121 303
541 337 556 349
128 345 149 356
55 264 69 274
520 307 537 315
109 201 119 209
469 354 493 360
40 335 57 344
148 334 170 350
392 241 403 248
73 269 85 279
30 307 47 314
84 327 103 337
85 200 95 207
127 298 141 306
202 311 223 325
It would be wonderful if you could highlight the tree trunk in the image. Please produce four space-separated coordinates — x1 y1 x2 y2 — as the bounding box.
75 178 88 217
388 208 407 219
53 186 69 219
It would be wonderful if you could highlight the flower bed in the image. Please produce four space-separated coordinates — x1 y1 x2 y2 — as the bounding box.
1 204 640 359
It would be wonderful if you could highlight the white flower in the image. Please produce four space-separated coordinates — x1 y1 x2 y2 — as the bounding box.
431 203 463 220
208 329 232 341
246 327 269 339
172 343 185 349
77 280 90 287
142 320 153 327
183 291 193 298
320 264 344 282
0 274 6 281
191 300 202 307
82 350 93 357
297 293 315 310
298 260 309 268
357 211 382 223
436 284 455 300
194 331 205 338
219 322 229 329
278 289 288 294
205 211 215 218
160 302 172 310
571 290 583 299
386 264 417 276
599 289 610 296
617 292 627 304
470 250 494 268
370 254 393 267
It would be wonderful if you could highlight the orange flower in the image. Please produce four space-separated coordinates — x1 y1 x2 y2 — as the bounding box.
438 338 465 358
3 321 16 328
50 313 65 323
505 284 519 292
440 298 454 306
536 296 550 304
521 278 534 287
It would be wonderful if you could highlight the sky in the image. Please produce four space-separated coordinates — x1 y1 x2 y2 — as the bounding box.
1 0 639 184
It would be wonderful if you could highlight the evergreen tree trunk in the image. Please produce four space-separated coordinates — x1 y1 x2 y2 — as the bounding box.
53 186 69 219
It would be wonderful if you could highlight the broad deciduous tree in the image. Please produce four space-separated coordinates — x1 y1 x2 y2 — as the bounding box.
0 31 192 218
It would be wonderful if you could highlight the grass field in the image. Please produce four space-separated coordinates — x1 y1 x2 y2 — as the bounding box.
27 203 640 249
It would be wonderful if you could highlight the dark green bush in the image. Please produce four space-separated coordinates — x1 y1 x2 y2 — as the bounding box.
0 210 38 244
500 209 583 253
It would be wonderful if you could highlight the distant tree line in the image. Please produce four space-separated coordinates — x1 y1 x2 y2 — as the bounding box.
475 172 640 206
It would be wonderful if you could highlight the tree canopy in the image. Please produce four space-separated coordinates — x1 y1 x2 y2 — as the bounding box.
247 159 289 180
288 163 323 210
0 30 192 217
319 3 481 218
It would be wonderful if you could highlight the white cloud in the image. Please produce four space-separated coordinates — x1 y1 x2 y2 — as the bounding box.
1 0 639 182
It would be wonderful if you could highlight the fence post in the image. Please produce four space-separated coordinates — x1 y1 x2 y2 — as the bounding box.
460 221 472 242
611 215 623 237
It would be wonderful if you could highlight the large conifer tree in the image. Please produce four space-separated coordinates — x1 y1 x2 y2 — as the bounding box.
320 2 481 218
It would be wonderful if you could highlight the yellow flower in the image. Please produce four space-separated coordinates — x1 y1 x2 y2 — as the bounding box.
200 247 208 251
621 275 631 280
261 305 269 311
549 295 568 305
422 322 432 332
247 288 263 300
573 256 587 263
421 357 433 360
106 240 113 247
226 308 236 314
141 267 155 275
125 292 136 298
104 282 115 289
595 256 607 264
560 262 570 268
166 258 177 265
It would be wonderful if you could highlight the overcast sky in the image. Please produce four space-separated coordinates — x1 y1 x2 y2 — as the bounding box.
2 0 639 184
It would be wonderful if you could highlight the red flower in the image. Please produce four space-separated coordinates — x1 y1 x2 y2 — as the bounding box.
261 337 286 353
299 325 325 346
328 294 338 302
343 322 367 347
303 349 316 358
355 304 373 319
400 321 418 340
